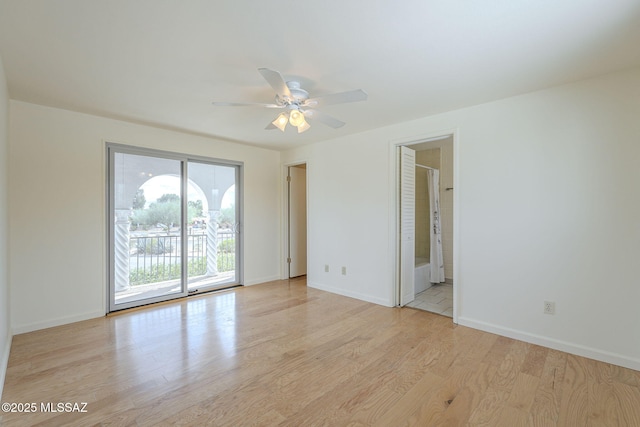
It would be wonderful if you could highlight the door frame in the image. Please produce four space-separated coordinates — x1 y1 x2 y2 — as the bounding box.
106 143 244 312
389 131 459 323
281 160 308 280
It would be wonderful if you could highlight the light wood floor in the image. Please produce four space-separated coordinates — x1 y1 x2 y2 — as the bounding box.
2 278 639 426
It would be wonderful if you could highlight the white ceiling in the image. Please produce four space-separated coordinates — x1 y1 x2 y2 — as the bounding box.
1 0 639 150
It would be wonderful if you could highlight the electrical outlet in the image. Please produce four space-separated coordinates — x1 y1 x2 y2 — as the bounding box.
341 266 347 275
544 301 555 315
324 264 329 273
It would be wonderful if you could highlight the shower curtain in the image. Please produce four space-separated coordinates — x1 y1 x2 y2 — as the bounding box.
427 169 445 283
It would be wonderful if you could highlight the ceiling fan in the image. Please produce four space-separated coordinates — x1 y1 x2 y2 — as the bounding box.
212 68 368 133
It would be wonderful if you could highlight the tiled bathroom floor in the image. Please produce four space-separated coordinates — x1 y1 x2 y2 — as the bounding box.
406 283 453 317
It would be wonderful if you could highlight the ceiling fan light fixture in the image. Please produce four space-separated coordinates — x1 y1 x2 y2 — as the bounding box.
297 120 310 133
288 109 305 127
272 113 288 132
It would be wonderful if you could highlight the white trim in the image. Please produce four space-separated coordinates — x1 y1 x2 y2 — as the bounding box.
390 132 454 148
388 129 460 324
101 139 107 318
12 310 104 335
308 281 394 307
280 159 309 280
451 130 460 324
458 317 640 372
280 164 289 280
244 275 282 286
0 332 12 399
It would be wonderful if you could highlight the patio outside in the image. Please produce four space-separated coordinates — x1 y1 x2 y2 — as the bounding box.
111 151 238 308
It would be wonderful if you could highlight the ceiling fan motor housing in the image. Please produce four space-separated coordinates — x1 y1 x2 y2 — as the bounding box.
285 81 308 104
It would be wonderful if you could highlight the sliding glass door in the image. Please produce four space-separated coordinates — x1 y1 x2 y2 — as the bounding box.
108 145 241 312
186 161 239 292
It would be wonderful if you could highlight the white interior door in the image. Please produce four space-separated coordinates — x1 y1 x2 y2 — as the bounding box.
288 165 307 278
399 146 415 305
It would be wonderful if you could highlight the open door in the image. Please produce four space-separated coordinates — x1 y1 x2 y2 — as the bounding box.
399 146 415 305
288 165 307 278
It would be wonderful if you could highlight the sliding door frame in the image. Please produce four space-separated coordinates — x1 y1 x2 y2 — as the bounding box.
106 143 243 312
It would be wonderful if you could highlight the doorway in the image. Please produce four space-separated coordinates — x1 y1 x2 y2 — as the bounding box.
287 164 307 278
396 135 455 319
107 144 242 312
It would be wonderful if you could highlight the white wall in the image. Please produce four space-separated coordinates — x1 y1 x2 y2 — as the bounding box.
282 68 640 370
9 101 281 333
282 138 395 306
0 52 11 398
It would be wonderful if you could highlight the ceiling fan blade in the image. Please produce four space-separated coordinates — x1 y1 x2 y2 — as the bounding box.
212 101 283 108
304 89 368 108
303 109 345 129
258 68 292 99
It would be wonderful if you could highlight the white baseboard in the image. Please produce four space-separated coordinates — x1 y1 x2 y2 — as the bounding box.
458 317 640 372
243 275 281 286
12 310 105 335
307 281 394 307
0 332 12 400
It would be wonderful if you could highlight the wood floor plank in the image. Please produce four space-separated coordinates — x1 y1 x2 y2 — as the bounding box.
1 279 639 426
506 372 540 413
490 339 530 392
494 405 532 427
610 381 640 426
430 362 499 426
521 344 549 378
372 371 446 427
404 364 482 426
557 354 590 426
610 363 640 388
587 381 618 427
466 386 509 426
467 337 531 426
529 348 567 426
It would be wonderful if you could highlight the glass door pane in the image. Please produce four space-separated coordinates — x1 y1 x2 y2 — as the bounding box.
187 161 239 293
110 151 187 310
